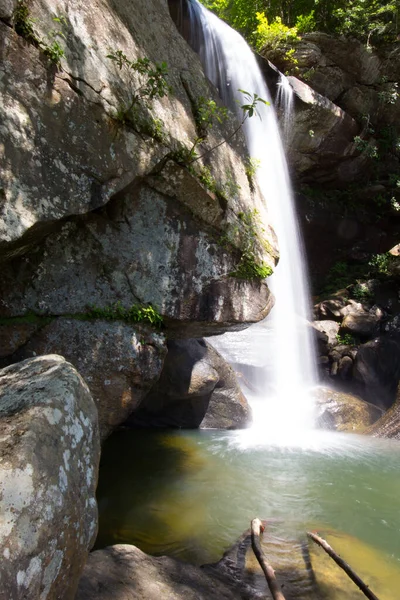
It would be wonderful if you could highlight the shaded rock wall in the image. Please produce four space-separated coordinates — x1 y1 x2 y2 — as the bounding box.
129 338 252 429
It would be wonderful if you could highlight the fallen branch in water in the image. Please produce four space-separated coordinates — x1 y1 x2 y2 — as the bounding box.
307 531 380 600
251 518 286 600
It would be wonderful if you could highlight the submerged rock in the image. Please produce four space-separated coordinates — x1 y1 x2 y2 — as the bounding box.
0 355 100 600
313 386 383 433
127 338 251 429
78 525 397 600
76 544 241 600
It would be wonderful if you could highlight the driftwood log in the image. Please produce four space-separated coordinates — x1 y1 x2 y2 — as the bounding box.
251 518 286 600
307 531 380 600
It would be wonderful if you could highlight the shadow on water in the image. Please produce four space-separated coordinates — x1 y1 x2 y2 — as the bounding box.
95 429 212 563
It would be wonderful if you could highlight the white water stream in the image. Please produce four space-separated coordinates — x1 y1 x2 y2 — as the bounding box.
185 0 317 431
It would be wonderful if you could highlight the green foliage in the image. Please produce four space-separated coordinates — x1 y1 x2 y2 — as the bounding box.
295 10 316 33
368 252 392 275
245 157 261 179
378 82 399 105
232 256 273 280
220 172 241 197
87 302 164 329
221 209 274 281
107 51 171 102
14 0 39 44
352 282 374 301
331 1 399 42
336 332 356 345
253 12 299 51
194 97 228 136
173 89 269 168
13 1 66 65
200 0 399 45
170 141 200 166
245 157 260 190
239 89 270 117
42 40 65 65
107 50 171 126
197 165 219 193
353 135 379 159
320 253 397 297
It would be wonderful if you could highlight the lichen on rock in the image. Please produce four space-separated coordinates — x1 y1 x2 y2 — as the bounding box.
0 355 100 599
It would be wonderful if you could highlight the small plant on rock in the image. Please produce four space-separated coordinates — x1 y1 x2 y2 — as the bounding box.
222 209 273 281
87 302 164 329
336 332 356 346
107 50 171 126
13 2 66 66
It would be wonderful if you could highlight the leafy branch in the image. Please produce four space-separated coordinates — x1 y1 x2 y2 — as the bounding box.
107 50 171 121
179 90 269 165
13 1 66 66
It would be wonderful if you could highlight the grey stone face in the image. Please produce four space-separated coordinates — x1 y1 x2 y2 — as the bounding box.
129 338 252 429
0 355 100 600
10 320 167 441
0 0 16 19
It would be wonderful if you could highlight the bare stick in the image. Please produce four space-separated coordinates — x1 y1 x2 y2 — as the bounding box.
307 532 380 600
251 518 286 600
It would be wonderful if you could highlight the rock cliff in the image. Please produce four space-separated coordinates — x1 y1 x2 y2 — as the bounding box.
0 0 278 436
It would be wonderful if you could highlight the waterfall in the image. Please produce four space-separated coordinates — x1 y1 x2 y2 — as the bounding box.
177 0 317 431
276 73 294 142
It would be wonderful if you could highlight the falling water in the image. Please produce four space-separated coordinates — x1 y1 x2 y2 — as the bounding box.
276 73 294 142
180 0 317 430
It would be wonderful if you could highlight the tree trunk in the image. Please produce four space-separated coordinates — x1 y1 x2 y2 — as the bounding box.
307 531 380 600
251 518 286 600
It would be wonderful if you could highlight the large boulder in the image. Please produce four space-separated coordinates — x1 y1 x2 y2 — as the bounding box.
284 76 361 185
128 338 252 429
0 181 275 338
340 312 381 339
314 386 382 433
5 319 167 441
0 355 100 600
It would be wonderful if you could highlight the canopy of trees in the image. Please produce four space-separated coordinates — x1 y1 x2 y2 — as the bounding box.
201 0 399 47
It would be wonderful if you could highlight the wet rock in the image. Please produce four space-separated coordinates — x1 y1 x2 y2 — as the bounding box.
366 383 400 439
76 544 241 600
8 319 166 441
128 339 251 429
314 386 383 432
284 76 360 185
353 336 400 409
0 355 100 600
